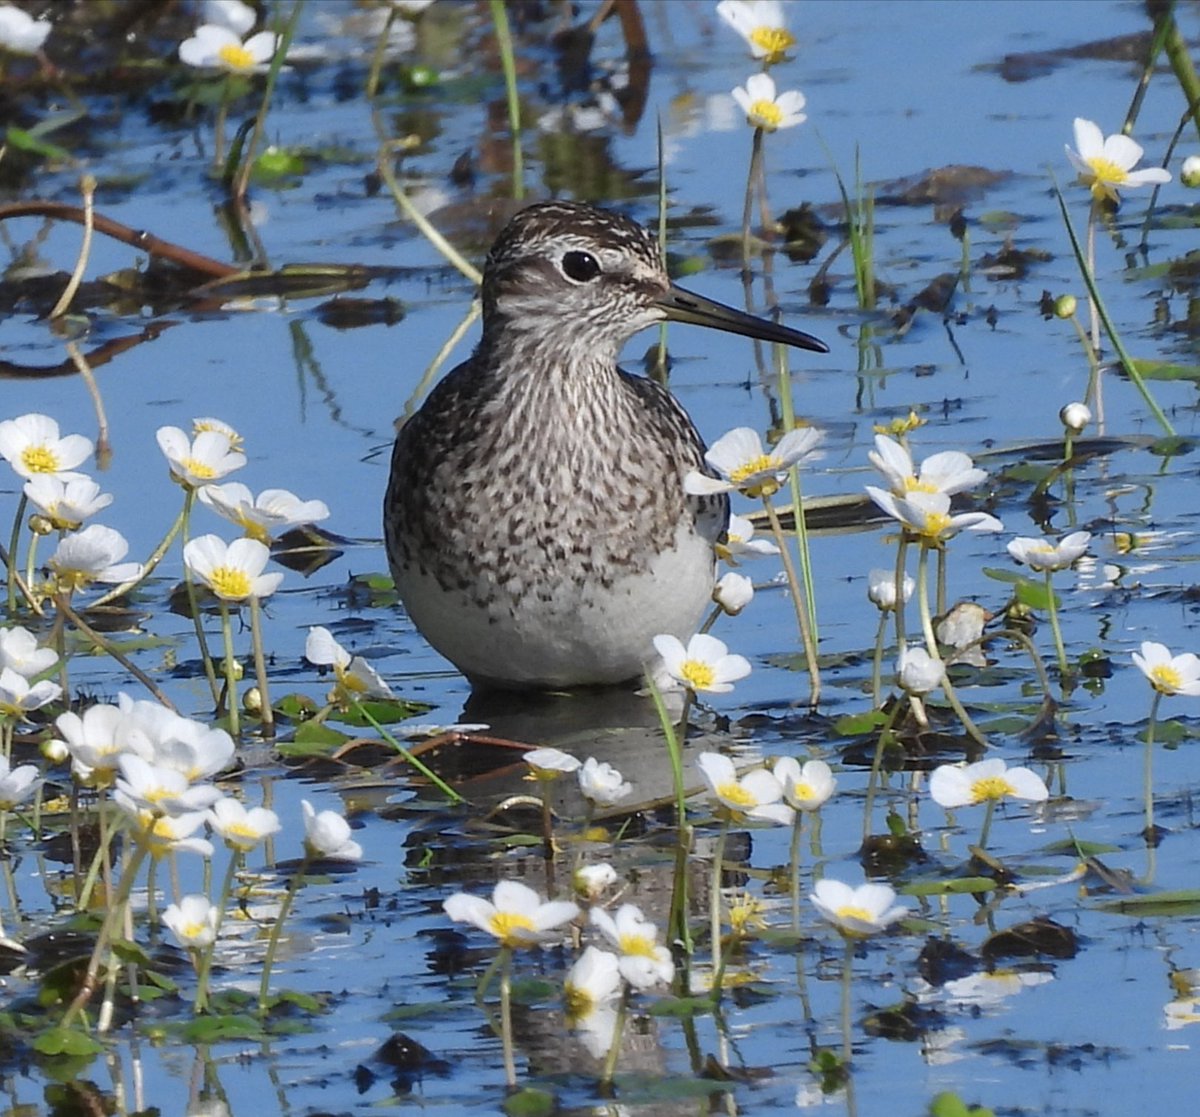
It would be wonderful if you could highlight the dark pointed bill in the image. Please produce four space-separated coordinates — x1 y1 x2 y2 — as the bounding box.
656 284 829 354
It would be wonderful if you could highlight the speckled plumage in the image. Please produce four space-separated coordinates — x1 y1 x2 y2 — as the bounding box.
384 201 825 690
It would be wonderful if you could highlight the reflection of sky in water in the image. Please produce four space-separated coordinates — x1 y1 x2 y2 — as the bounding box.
2 2 1199 1111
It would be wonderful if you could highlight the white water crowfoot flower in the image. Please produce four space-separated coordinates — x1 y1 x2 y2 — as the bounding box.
563 945 622 1057
578 757 632 806
773 757 836 811
1007 531 1091 573
732 72 806 133
1060 401 1092 433
0 414 91 481
697 752 793 825
0 756 41 810
0 6 51 54
0 667 61 719
180 23 281 73
897 645 945 696
685 426 823 499
204 0 256 35
48 526 143 592
24 475 113 532
0 626 57 678
810 879 909 938
718 513 779 563
199 483 330 544
1132 641 1200 697
207 796 282 851
163 894 220 950
301 800 363 861
867 568 914 612
523 746 581 780
590 903 674 989
304 626 392 700
929 758 1049 809
1066 117 1171 204
114 754 222 819
184 535 283 602
444 880 579 948
713 572 754 616
866 488 1003 546
156 426 245 489
869 434 987 498
653 633 751 694
717 0 795 63
51 701 153 785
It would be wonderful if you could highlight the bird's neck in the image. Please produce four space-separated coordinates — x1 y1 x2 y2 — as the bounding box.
477 318 625 388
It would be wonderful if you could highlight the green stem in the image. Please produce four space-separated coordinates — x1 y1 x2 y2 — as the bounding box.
249 596 273 739
195 849 242 1015
488 0 523 201
977 798 996 852
862 701 903 841
6 495 26 615
498 945 517 1087
1144 690 1162 846
709 819 729 1001
840 937 855 1065
742 127 764 261
364 3 396 99
218 601 240 739
763 495 820 706
789 809 804 931
600 985 629 1089
1042 570 1069 683
258 853 310 1017
348 699 463 803
871 611 887 708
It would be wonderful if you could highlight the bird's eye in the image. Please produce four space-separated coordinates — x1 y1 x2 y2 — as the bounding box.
561 250 601 283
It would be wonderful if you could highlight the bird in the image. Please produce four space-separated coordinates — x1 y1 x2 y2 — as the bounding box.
384 200 828 691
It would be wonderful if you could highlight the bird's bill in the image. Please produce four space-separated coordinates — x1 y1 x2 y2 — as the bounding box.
656 285 829 353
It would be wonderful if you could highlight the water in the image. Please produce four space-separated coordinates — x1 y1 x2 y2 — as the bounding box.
1 0 1198 1113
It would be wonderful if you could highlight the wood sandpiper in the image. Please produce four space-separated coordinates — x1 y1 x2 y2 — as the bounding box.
385 201 828 690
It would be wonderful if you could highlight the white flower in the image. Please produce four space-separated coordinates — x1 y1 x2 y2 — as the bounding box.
301 799 363 861
772 757 836 811
0 755 41 809
0 666 60 719
0 626 57 678
716 0 795 62
184 535 283 602
203 0 256 35
590 903 674 989
573 862 619 902
897 645 945 695
444 880 579 948
162 894 220 949
577 757 632 806
810 878 909 938
1059 401 1092 432
179 23 280 73
929 758 1049 809
303 626 392 699
51 702 153 785
563 945 622 1057
1066 117 1171 203
206 796 282 851
866 488 1003 545
0 5 50 54
192 417 243 451
719 513 779 562
697 751 793 825
23 475 112 531
198 483 329 544
0 414 91 480
143 811 214 858
731 72 806 132
867 568 914 612
118 697 234 781
1182 156 1200 190
869 435 988 498
156 426 245 489
113 754 221 820
653 633 751 694
1131 641 1200 697
47 525 143 590
713 571 754 615
523 746 581 779
685 426 823 498
1007 531 1091 573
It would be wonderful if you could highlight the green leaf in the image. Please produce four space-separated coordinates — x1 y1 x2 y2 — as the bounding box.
1095 889 1200 916
834 708 889 735
503 1086 556 1117
901 876 997 896
32 1027 104 1056
648 994 716 1018
1014 578 1055 611
277 720 350 757
181 1014 268 1043
5 126 72 162
335 698 433 727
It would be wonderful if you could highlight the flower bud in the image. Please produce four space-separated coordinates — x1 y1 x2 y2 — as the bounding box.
714 571 754 616
1059 401 1091 433
1182 155 1200 189
1053 294 1077 319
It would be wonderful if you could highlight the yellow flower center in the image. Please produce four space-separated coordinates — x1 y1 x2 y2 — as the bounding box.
834 904 875 929
715 779 756 809
1085 156 1128 189
207 565 253 599
179 920 206 941
749 25 795 60
238 515 271 545
970 775 1016 803
618 931 658 958
563 984 593 1021
218 43 256 70
225 820 259 842
748 98 783 130
489 910 535 945
181 456 217 481
792 781 815 802
903 476 937 494
21 446 60 474
680 658 716 691
730 454 778 483
921 511 953 539
194 420 242 450
1149 664 1182 694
